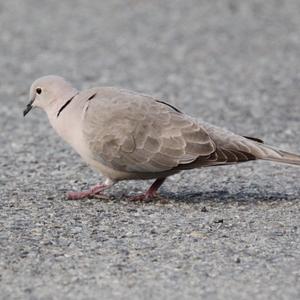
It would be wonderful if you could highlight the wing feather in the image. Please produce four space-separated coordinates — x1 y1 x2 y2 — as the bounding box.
82 88 216 173
82 88 266 175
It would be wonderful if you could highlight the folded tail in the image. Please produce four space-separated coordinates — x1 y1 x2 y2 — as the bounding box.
253 142 300 166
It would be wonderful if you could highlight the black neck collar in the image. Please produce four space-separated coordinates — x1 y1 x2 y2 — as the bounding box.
56 93 78 117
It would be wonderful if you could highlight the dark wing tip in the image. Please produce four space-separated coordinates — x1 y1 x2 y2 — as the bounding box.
156 100 182 113
243 136 264 144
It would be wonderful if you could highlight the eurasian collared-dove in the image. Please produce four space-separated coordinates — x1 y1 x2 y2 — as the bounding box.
24 75 300 201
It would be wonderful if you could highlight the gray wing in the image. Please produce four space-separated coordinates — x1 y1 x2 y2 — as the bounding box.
82 88 216 173
197 122 267 166
82 87 271 174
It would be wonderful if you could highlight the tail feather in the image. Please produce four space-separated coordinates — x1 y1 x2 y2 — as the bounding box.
257 143 300 166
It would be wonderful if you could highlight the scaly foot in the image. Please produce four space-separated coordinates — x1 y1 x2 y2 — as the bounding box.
67 179 114 200
129 177 166 202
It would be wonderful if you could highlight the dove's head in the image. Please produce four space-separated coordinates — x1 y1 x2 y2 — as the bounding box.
24 75 78 116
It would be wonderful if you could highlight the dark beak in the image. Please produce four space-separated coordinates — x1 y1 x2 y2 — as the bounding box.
23 99 34 117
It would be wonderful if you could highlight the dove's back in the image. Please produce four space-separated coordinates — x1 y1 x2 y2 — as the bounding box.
79 87 300 181
81 87 216 179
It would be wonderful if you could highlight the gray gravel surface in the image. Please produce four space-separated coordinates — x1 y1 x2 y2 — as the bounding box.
1 1 300 299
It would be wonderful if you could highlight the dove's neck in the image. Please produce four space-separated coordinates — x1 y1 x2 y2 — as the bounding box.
46 89 88 154
47 88 79 116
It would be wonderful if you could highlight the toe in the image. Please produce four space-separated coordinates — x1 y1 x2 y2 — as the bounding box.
66 191 86 200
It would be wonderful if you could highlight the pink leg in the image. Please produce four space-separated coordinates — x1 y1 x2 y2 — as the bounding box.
129 178 166 202
67 179 114 200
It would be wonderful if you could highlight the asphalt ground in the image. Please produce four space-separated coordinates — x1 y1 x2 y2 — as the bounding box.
0 1 300 299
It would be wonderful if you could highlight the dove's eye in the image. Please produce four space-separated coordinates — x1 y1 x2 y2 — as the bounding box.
36 88 42 94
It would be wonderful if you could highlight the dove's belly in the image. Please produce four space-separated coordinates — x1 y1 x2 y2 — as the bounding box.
82 154 180 181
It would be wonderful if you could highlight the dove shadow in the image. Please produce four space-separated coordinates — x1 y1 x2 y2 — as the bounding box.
162 187 300 204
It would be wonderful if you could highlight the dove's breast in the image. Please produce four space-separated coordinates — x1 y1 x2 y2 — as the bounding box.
47 91 96 160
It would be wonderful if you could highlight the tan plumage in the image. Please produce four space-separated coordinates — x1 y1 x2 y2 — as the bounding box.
83 88 215 177
83 87 300 178
25 76 300 200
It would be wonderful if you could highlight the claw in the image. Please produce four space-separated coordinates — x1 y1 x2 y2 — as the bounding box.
66 180 114 200
129 193 153 202
128 178 166 202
